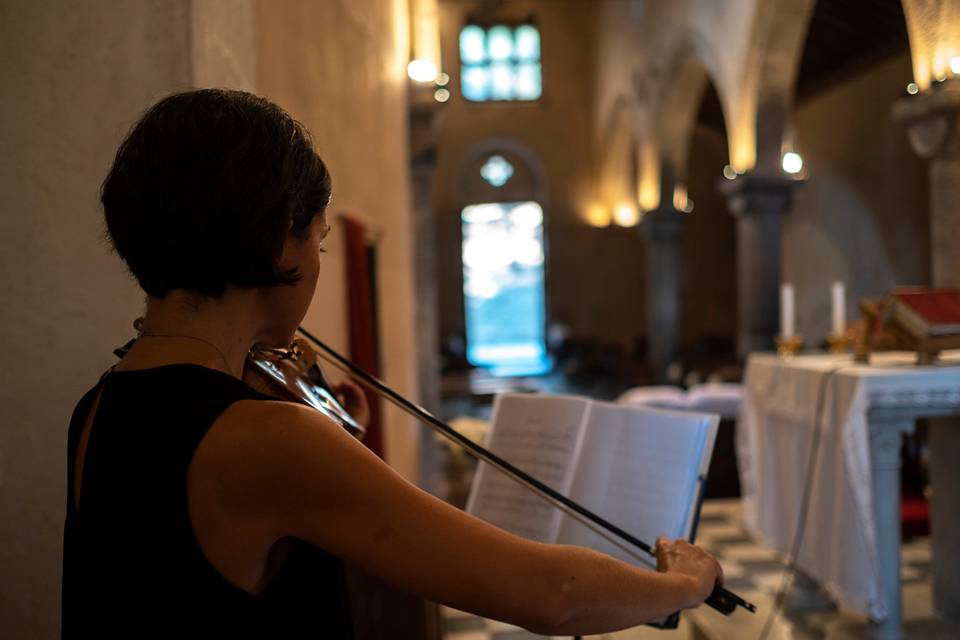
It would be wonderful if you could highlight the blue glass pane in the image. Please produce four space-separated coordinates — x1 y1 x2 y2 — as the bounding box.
480 155 514 187
462 66 491 101
515 25 540 61
462 202 550 376
487 25 513 61
514 62 541 100
489 62 514 100
460 25 486 64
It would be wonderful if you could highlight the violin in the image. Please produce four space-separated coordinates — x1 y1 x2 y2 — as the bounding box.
246 326 756 622
244 338 364 439
245 335 440 640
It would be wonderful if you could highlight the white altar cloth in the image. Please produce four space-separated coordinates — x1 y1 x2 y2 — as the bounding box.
737 352 960 620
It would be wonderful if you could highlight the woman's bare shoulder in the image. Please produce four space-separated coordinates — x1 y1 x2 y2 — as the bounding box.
189 399 367 527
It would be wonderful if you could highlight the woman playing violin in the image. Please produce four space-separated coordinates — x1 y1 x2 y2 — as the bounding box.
63 89 722 638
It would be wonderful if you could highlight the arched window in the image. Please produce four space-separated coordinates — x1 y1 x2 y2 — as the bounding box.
459 148 549 376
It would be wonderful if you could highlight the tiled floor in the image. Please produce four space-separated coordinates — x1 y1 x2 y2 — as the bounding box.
441 499 958 640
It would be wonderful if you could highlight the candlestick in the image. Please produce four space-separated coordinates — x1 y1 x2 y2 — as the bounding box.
780 283 795 339
831 281 846 336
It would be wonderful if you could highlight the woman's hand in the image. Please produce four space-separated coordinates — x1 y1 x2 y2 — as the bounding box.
333 378 370 427
655 536 723 608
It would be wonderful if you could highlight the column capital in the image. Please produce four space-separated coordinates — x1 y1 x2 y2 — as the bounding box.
719 172 803 219
409 83 446 168
641 207 685 242
893 81 960 159
868 417 915 471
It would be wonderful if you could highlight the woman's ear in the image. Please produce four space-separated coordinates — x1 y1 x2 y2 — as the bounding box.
278 213 327 268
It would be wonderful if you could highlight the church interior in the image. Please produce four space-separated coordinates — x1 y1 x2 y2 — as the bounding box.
3 0 960 638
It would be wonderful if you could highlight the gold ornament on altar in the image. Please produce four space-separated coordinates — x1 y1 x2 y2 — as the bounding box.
827 328 855 354
775 334 804 359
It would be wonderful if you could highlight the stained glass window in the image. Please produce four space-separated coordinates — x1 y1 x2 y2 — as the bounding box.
459 24 542 102
480 155 514 187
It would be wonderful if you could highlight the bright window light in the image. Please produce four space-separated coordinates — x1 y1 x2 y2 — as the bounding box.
462 67 491 101
515 25 540 60
487 26 513 61
460 24 542 102
461 201 551 376
460 25 486 64
480 155 514 187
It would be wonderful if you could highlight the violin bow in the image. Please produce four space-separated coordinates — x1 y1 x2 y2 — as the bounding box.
296 326 756 617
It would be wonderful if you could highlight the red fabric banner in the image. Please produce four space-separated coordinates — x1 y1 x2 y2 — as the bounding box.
341 214 384 459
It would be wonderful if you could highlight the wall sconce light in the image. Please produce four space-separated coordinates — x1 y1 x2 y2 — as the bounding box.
782 151 803 175
407 59 438 83
672 185 694 213
585 203 611 228
612 202 640 227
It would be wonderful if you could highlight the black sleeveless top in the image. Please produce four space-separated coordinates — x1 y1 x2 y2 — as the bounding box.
62 365 354 638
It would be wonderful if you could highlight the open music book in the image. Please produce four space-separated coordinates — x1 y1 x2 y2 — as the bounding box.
466 393 719 570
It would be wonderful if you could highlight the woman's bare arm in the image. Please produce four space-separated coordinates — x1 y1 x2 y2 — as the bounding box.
200 400 718 635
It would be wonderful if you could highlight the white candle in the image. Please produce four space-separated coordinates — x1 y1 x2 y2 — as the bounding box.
831 281 846 336
780 283 795 338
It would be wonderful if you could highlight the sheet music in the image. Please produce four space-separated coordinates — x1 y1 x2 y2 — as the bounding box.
466 394 589 543
556 402 711 568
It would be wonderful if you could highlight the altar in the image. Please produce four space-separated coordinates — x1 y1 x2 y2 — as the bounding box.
738 352 960 639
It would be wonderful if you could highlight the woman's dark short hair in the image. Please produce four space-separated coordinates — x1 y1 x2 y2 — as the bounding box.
102 89 331 298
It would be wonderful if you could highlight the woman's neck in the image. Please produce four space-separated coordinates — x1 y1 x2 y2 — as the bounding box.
123 289 265 378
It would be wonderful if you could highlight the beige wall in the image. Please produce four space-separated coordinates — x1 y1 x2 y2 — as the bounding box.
0 2 195 636
0 2 420 636
255 0 421 481
786 52 930 341
433 0 649 349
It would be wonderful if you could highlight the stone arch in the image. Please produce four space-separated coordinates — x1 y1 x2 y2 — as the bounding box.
744 0 817 174
654 56 710 193
455 137 548 207
650 40 731 206
595 93 642 209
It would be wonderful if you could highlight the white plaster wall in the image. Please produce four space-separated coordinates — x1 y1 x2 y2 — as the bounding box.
0 2 194 636
191 0 257 91
255 0 421 482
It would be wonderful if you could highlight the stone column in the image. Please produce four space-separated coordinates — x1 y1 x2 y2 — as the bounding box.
894 81 960 288
868 412 915 640
409 86 444 493
894 83 960 624
720 174 800 357
642 208 685 382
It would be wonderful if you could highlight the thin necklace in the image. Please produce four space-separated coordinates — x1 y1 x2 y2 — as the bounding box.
136 331 239 378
